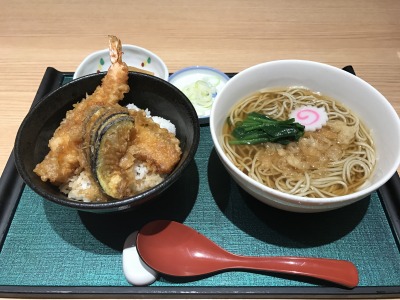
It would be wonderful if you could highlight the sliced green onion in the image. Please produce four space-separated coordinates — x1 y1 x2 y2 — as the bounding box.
181 76 220 115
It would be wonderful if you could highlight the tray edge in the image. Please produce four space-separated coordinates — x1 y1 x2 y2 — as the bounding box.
0 67 67 251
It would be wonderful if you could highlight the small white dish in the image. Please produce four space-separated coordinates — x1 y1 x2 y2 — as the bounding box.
169 66 230 124
73 44 169 81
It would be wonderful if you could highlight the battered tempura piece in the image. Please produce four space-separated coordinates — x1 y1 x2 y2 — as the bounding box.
34 36 182 202
34 36 129 185
127 110 182 174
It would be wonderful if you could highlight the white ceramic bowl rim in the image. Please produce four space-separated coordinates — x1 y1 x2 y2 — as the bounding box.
169 65 230 81
210 59 400 206
73 44 169 81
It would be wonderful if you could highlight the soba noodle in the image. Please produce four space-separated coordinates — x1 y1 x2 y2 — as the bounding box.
222 87 376 198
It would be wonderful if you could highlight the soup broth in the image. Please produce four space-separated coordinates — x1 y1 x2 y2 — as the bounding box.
222 87 376 198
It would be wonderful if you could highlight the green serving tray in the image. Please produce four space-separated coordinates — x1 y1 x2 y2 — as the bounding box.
0 67 399 298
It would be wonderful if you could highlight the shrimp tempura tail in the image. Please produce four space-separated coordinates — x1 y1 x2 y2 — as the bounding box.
34 35 130 184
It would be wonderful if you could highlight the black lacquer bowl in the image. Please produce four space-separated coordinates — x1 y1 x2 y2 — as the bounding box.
14 72 200 212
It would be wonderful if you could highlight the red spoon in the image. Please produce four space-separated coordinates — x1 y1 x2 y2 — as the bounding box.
136 220 359 288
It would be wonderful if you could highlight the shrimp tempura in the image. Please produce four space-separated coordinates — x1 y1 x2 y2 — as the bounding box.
34 36 129 185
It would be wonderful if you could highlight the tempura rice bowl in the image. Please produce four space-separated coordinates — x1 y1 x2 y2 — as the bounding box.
210 60 400 212
15 72 200 213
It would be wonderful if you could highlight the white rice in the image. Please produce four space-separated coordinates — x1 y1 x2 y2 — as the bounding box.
60 171 93 202
134 162 149 180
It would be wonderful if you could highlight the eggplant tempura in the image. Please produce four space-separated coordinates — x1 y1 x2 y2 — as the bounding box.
34 36 182 202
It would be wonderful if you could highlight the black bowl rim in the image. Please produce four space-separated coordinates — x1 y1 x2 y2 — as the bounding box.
14 72 200 211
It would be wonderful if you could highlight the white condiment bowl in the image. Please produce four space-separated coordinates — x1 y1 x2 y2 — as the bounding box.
74 44 169 81
169 66 230 124
210 60 400 213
